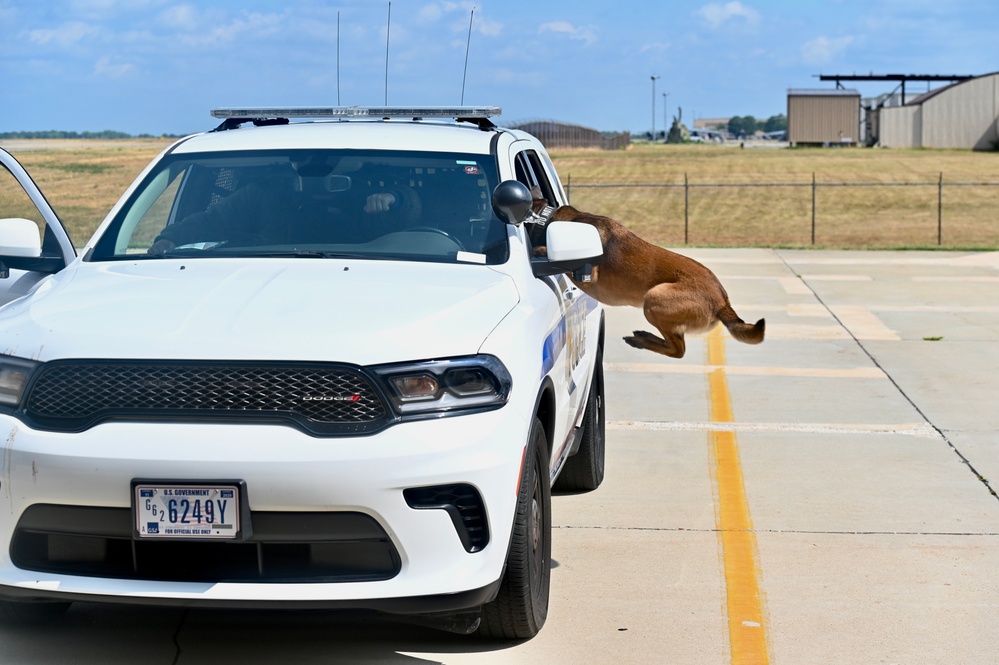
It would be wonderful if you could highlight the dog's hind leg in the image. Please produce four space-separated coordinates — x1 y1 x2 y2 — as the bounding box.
623 329 686 358
625 283 716 359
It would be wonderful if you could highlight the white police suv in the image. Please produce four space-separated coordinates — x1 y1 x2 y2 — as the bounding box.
0 106 605 639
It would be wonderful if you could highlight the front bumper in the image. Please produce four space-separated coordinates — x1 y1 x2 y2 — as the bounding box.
0 409 527 612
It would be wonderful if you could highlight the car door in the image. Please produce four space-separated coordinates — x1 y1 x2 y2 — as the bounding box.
0 148 76 305
512 146 595 471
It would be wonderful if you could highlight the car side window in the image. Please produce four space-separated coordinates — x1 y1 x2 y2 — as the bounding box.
514 150 558 254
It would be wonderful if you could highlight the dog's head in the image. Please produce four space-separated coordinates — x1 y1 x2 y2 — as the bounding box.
530 186 549 214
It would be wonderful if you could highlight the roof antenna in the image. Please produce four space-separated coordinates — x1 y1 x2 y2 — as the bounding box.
460 7 475 104
384 2 391 105
336 11 341 105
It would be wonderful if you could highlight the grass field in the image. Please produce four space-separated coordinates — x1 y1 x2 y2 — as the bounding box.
3 139 997 249
550 143 999 249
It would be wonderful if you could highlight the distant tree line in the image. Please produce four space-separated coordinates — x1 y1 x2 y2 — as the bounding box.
727 114 786 138
0 130 182 139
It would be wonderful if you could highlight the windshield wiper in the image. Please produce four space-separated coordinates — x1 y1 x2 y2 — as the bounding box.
232 249 375 259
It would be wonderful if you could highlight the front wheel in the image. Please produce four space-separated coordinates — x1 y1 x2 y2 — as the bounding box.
553 353 605 492
477 417 551 640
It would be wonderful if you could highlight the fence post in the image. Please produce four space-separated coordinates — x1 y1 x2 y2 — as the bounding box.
811 172 816 245
937 172 943 246
684 173 689 245
566 173 571 205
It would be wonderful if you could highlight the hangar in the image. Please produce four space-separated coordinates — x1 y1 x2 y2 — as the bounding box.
812 73 998 150
873 72 999 149
787 89 861 146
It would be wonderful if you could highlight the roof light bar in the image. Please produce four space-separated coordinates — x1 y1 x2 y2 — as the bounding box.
210 106 501 120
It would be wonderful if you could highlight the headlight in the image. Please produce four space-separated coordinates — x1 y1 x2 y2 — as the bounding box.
372 355 511 416
0 356 39 407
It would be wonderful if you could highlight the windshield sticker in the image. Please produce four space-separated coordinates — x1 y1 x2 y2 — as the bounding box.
463 165 480 175
456 251 487 264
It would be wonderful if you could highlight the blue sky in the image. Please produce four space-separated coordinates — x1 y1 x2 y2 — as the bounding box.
2 0 997 136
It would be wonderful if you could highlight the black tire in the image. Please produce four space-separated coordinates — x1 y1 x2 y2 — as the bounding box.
477 417 551 640
0 599 71 623
553 354 605 492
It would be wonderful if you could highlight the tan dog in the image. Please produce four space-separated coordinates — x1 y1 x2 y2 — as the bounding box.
533 199 764 358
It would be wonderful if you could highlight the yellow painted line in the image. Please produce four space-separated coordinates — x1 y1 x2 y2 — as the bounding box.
608 420 940 438
827 305 900 341
707 326 770 664
911 276 999 282
606 362 886 379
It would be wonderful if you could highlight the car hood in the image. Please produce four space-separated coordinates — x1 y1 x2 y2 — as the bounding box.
0 259 520 365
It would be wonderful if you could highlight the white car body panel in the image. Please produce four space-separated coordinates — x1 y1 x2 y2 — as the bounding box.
0 259 519 364
0 115 603 622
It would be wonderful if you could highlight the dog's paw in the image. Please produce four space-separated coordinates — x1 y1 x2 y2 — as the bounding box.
630 330 659 340
532 246 548 258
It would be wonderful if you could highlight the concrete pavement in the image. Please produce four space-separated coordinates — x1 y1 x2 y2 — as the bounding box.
1 248 996 664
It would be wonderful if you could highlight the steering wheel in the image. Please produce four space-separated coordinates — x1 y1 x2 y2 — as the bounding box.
403 226 467 252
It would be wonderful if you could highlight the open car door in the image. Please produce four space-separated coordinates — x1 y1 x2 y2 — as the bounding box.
0 148 77 306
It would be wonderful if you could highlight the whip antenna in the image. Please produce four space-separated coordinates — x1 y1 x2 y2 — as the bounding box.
336 11 341 105
460 7 475 104
384 2 391 105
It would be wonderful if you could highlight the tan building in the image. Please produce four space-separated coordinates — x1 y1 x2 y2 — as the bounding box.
876 72 999 149
787 89 861 146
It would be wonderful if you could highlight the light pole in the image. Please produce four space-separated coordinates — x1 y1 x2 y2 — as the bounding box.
662 92 669 138
650 75 660 142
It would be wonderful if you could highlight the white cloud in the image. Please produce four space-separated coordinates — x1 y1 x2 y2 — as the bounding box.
93 55 135 78
418 2 502 36
539 21 597 46
698 1 760 29
27 21 96 47
641 42 671 54
158 4 200 31
179 12 284 47
417 4 443 23
801 35 853 65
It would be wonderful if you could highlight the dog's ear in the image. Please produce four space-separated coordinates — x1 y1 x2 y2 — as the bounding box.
529 186 549 214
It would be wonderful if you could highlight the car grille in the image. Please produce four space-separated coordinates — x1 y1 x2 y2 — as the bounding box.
13 505 400 583
23 360 390 435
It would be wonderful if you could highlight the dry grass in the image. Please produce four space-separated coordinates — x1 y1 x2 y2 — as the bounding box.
2 139 172 244
550 143 999 248
3 139 998 249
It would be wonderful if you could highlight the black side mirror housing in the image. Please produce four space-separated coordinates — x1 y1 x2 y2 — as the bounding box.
491 180 534 225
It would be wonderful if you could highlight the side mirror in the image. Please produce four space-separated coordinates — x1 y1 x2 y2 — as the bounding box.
0 218 42 258
532 221 604 278
0 218 64 278
491 180 534 225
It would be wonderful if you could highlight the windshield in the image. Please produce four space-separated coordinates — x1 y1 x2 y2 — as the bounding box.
90 148 508 265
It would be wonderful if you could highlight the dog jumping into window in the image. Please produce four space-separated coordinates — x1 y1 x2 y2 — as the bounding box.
532 196 764 359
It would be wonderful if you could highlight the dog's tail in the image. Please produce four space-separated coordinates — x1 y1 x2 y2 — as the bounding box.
717 304 765 345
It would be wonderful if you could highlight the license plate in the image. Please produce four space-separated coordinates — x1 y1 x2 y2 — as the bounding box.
134 484 240 539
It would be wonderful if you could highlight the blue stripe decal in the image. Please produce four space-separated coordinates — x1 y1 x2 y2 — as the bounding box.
541 315 567 378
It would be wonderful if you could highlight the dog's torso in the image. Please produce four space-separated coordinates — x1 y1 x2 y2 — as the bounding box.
530 198 764 357
546 206 727 325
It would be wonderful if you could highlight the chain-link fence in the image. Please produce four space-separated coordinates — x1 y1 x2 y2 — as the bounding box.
563 175 999 248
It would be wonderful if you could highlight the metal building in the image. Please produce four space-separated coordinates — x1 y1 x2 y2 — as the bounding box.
786 89 861 146
877 72 999 149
